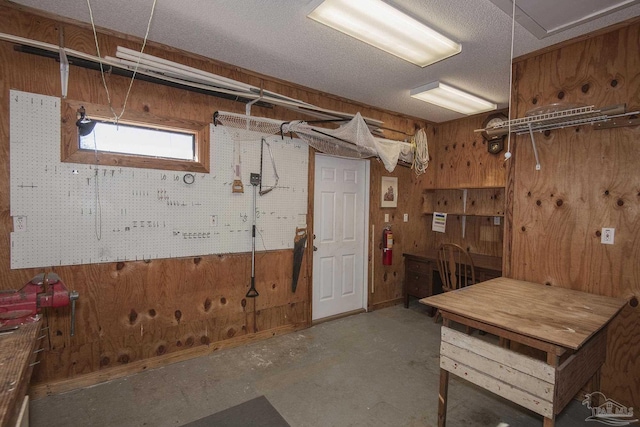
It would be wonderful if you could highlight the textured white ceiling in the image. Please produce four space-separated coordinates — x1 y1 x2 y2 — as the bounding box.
9 0 640 122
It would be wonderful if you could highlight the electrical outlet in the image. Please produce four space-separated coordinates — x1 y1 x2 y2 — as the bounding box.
210 215 218 227
601 227 614 245
493 216 501 226
403 213 408 222
13 216 27 232
384 214 389 222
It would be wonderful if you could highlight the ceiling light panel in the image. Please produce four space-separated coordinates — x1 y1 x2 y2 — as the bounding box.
410 82 497 115
488 0 640 39
308 0 461 67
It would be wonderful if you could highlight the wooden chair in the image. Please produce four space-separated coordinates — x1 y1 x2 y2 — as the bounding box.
434 243 475 325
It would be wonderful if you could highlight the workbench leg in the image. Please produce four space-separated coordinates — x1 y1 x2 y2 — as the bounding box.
498 337 510 349
543 352 559 427
438 368 449 427
591 366 601 395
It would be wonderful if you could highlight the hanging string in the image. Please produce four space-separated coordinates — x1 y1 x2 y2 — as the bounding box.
412 128 429 176
92 132 102 241
86 0 157 123
505 0 516 161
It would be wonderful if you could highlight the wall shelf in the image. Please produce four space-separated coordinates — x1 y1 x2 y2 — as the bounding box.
423 212 504 217
477 104 638 137
423 187 505 238
475 104 640 171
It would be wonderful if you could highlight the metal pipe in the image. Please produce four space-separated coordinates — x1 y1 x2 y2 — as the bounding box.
69 290 79 337
246 87 264 116
527 123 541 171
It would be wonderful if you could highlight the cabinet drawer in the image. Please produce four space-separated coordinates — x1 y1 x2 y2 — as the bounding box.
406 274 430 298
405 259 431 275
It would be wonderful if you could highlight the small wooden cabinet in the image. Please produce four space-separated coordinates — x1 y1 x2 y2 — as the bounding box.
403 253 448 316
404 254 437 308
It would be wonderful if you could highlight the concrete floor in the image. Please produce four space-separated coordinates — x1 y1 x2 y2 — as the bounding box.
31 303 592 426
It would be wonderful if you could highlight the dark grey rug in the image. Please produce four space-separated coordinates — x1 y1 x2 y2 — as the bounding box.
183 396 290 427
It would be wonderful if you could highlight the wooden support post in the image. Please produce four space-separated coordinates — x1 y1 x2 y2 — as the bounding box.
591 367 601 398
498 337 510 349
543 350 560 427
438 368 449 427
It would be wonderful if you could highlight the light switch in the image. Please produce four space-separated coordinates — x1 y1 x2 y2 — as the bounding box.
384 214 389 222
403 213 409 222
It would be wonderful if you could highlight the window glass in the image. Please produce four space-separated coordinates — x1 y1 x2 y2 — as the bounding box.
79 121 195 161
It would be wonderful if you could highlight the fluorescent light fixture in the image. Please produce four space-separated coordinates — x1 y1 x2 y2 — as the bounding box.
308 0 461 67
410 82 497 115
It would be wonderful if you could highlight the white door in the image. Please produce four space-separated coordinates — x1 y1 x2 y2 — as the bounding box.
312 154 369 320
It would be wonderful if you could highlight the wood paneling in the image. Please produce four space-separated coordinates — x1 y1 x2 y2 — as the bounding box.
368 159 432 309
427 215 504 257
419 113 507 257
0 4 429 390
507 21 640 408
432 114 507 189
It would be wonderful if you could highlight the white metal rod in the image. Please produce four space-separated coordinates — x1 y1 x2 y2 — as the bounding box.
371 224 375 294
117 45 256 91
527 123 541 171
108 54 253 93
117 46 319 108
0 32 387 130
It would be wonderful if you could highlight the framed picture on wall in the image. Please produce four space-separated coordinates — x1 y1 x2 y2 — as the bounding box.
381 176 398 208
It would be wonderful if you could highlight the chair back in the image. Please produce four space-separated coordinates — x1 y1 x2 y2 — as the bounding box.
436 243 475 292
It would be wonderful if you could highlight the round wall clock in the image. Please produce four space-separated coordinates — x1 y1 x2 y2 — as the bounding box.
183 173 195 185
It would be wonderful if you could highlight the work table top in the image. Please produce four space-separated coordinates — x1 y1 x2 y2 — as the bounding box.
420 277 627 350
0 321 41 427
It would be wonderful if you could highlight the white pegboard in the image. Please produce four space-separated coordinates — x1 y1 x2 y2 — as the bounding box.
9 90 308 269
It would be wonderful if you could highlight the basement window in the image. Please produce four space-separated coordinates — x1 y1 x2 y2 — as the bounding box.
79 121 195 161
61 100 210 173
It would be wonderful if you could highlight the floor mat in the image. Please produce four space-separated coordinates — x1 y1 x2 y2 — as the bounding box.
182 396 290 427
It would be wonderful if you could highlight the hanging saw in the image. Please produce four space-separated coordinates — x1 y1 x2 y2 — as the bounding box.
292 227 307 293
259 137 279 196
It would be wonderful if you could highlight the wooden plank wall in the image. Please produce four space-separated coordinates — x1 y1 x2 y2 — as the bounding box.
368 158 435 309
432 114 508 189
506 19 640 408
422 114 507 256
0 4 429 392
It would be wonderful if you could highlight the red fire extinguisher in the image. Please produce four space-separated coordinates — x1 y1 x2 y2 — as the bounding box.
382 226 393 265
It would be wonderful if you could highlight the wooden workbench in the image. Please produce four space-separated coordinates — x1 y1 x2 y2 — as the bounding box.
0 322 42 427
420 277 627 427
403 251 502 308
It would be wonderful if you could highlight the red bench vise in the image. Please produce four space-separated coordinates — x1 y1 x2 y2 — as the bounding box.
0 273 79 336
